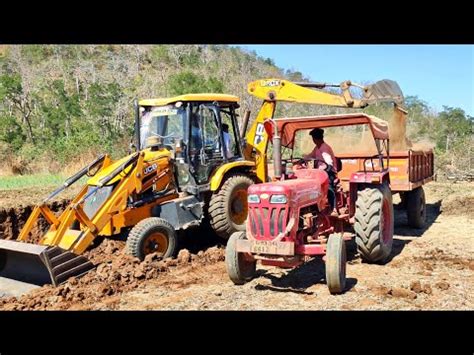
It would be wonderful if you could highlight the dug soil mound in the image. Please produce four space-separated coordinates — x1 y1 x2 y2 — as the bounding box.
0 239 225 310
440 192 474 218
0 194 226 310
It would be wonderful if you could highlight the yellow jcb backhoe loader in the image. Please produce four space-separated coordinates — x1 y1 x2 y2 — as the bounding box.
0 79 404 286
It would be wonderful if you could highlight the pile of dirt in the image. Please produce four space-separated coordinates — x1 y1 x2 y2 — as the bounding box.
0 239 225 310
0 191 226 310
413 248 474 271
422 182 474 218
440 192 474 218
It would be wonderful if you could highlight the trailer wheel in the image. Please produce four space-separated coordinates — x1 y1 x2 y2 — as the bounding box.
325 233 347 294
394 192 407 210
354 184 394 263
225 231 256 285
209 174 254 239
406 187 426 229
126 217 178 260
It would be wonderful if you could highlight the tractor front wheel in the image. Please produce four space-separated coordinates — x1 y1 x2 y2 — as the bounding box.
126 217 178 260
225 231 256 285
208 174 254 239
325 233 347 294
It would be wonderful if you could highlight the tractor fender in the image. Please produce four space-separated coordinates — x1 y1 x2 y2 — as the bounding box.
349 170 390 185
210 160 255 191
348 170 391 216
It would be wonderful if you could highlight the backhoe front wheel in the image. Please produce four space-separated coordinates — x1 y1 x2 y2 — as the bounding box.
354 184 394 263
126 217 178 260
208 174 254 239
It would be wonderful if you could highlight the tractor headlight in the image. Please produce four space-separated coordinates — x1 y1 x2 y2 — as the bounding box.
270 194 287 204
247 194 260 203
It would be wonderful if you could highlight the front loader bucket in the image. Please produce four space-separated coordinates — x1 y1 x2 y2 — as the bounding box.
363 79 405 107
0 239 94 286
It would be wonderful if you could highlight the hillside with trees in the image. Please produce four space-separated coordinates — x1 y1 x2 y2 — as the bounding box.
0 45 472 178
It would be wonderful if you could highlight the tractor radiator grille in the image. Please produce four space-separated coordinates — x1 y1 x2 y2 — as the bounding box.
248 206 288 239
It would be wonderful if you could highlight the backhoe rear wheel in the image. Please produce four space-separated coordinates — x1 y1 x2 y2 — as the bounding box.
406 187 426 229
208 174 254 239
126 217 177 260
354 184 394 263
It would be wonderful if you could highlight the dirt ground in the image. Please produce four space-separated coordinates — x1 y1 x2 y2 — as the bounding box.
0 181 472 310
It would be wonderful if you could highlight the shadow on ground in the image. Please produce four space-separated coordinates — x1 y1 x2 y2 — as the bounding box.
254 256 358 295
178 223 225 254
386 200 442 262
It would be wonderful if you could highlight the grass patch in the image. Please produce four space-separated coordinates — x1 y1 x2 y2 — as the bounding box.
0 174 66 190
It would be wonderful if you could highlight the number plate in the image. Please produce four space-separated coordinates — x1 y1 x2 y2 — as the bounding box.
250 240 294 256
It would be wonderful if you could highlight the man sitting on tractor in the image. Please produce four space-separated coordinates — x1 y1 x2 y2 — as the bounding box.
302 128 338 216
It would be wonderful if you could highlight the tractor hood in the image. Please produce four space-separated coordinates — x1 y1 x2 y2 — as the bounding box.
248 169 329 208
87 148 172 186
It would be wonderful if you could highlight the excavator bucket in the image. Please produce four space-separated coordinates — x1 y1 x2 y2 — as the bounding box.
0 239 94 286
363 79 405 107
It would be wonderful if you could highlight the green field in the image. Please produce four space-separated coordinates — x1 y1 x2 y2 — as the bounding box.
0 174 66 190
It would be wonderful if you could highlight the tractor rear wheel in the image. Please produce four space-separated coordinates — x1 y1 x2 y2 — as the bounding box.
325 233 347 294
208 174 254 239
225 231 256 285
126 217 178 260
406 187 426 229
354 184 394 263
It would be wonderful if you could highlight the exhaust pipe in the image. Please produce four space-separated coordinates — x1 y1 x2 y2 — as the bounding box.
271 121 282 179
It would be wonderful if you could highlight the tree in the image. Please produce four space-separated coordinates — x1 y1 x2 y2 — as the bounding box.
0 73 36 144
167 71 224 96
436 106 472 152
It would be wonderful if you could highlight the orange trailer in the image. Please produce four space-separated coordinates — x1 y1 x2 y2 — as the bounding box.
338 149 434 228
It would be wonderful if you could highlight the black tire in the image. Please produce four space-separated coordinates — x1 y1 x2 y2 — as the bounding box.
126 217 178 260
354 184 394 263
406 187 426 229
394 192 407 210
225 231 256 285
326 233 347 294
208 174 254 239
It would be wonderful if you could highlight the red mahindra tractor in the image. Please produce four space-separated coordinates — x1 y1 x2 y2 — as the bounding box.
225 113 394 294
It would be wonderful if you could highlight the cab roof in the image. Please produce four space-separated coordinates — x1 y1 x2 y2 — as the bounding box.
265 113 389 148
139 94 239 106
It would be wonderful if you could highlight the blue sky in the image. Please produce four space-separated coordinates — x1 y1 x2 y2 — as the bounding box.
237 45 473 116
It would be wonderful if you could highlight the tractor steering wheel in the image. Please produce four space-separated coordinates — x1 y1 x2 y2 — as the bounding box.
294 157 330 171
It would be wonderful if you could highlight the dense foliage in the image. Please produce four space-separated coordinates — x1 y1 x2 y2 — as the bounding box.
0 45 471 177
